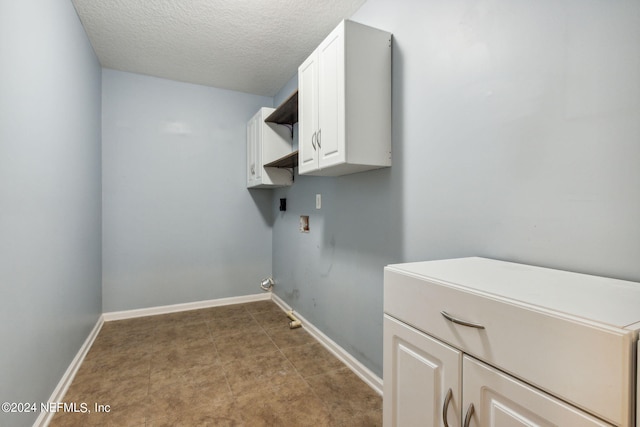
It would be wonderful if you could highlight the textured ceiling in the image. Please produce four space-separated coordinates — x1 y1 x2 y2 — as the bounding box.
71 0 366 96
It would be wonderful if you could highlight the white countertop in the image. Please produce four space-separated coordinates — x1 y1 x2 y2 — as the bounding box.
386 257 640 329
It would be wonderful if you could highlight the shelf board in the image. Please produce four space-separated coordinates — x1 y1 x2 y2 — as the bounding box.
264 150 298 169
265 90 298 126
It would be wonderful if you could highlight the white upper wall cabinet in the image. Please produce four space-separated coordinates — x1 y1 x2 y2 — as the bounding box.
298 20 392 176
246 107 293 188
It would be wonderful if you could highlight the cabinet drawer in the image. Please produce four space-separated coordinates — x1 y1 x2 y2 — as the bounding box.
384 267 636 426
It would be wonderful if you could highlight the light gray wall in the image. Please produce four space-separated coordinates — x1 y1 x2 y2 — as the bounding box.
272 0 640 377
0 1 102 426
102 69 274 312
356 0 640 278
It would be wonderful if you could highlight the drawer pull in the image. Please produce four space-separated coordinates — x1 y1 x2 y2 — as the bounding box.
442 388 453 427
441 311 485 329
463 403 475 427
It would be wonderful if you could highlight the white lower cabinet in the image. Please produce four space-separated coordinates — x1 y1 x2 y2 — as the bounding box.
384 315 461 427
463 356 610 427
384 315 613 427
383 258 640 427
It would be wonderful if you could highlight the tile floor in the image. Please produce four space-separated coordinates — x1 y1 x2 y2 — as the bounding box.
49 300 382 426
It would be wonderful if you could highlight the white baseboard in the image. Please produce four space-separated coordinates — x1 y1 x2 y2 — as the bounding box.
270 292 291 312
270 293 383 395
102 293 271 321
34 315 104 427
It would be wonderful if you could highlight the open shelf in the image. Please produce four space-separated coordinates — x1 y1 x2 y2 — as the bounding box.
264 150 298 169
265 90 298 127
263 90 299 169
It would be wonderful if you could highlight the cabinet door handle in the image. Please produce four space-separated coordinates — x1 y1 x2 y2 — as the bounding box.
317 128 321 148
312 132 317 150
463 403 475 427
442 388 453 427
441 311 485 329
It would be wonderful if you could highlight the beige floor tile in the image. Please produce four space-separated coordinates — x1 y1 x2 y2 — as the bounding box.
95 374 149 406
82 348 151 373
49 400 147 427
153 322 213 349
150 362 228 394
65 361 149 402
235 383 332 427
153 309 208 326
63 371 149 410
214 329 279 364
146 382 233 422
281 341 345 377
251 309 291 329
102 316 158 333
306 367 382 422
241 300 283 314
58 300 381 426
264 323 316 349
88 400 148 427
151 341 219 372
154 319 211 335
49 412 92 427
306 367 383 424
147 398 245 427
207 311 262 338
88 329 154 355
200 303 250 320
345 409 384 427
222 350 300 395
62 382 103 405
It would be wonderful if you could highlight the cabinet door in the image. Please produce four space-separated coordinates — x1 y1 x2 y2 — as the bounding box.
298 51 319 174
317 22 346 169
384 315 462 427
246 114 258 187
462 356 613 427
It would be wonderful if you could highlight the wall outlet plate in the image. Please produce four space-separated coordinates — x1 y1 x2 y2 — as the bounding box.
316 194 321 209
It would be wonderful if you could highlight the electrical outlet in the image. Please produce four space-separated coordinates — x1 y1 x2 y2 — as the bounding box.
316 194 321 209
